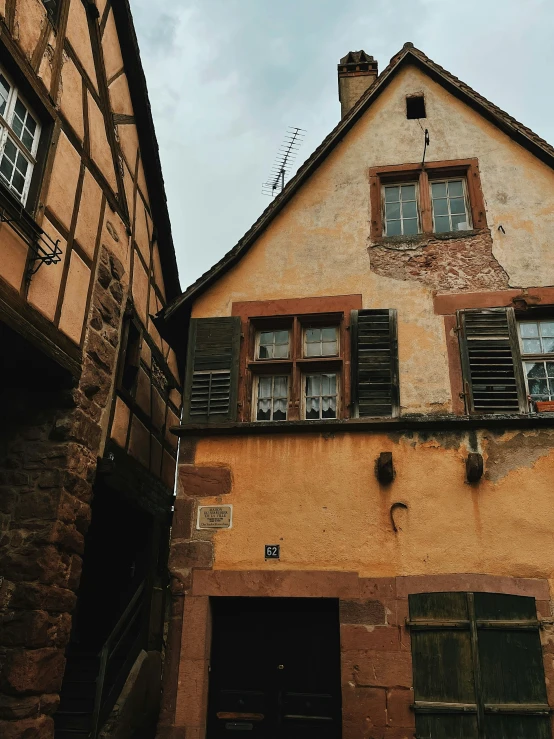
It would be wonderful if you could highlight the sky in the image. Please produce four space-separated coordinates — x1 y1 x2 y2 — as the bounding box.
129 0 554 293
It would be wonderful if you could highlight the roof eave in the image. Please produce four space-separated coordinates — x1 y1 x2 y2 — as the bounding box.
111 1 181 302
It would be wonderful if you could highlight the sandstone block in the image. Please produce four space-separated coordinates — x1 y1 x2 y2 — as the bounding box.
340 599 386 625
178 466 232 497
0 648 66 694
10 583 76 614
169 541 213 571
0 715 54 739
386 688 414 728
0 694 40 720
341 624 400 652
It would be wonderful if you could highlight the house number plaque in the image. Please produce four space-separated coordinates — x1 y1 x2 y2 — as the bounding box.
265 545 280 559
196 505 233 529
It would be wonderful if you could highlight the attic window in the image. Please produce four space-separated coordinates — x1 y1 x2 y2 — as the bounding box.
406 95 426 119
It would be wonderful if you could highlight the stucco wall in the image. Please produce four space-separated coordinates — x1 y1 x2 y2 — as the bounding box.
181 429 554 588
191 64 554 415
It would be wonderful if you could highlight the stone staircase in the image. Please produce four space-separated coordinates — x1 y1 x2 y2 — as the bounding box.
54 651 99 739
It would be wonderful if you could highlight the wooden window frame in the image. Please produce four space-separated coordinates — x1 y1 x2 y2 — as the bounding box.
517 317 554 405
369 158 487 240
252 373 290 422
232 296 362 423
382 180 421 237
301 370 340 421
0 66 42 207
246 313 345 422
117 313 142 400
430 176 473 232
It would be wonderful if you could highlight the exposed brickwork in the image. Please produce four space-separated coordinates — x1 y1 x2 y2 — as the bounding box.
369 230 509 292
0 247 127 738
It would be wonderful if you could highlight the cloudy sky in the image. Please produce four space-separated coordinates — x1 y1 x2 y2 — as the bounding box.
129 0 554 292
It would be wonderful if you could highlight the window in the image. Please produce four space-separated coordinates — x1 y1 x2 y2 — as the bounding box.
182 301 400 424
257 329 290 359
431 179 471 233
369 159 486 240
406 95 426 119
0 71 41 205
42 0 61 25
304 326 338 357
304 373 338 419
519 320 554 402
383 183 419 236
248 316 344 422
409 592 550 739
255 375 288 421
118 318 141 395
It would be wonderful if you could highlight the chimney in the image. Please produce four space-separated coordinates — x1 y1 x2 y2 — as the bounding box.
338 51 378 118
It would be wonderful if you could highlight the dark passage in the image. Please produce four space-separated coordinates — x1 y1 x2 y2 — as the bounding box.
207 597 342 739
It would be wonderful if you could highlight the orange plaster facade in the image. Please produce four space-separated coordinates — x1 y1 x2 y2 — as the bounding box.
161 48 554 739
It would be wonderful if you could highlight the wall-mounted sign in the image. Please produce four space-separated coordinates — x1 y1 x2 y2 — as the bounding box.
265 544 280 560
197 505 233 530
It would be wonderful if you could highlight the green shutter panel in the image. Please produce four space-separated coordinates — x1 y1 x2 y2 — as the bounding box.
183 317 241 423
409 592 551 739
457 308 526 414
351 309 399 417
409 592 479 739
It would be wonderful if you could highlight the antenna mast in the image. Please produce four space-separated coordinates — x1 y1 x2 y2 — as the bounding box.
262 126 306 197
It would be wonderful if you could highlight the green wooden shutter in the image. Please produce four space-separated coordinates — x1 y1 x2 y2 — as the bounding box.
457 308 526 414
409 592 551 739
350 309 399 417
183 317 241 423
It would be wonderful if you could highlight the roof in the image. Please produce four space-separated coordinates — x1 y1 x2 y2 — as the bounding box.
163 42 554 322
111 1 181 302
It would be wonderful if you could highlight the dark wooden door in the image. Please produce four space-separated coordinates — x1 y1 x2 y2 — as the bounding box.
207 598 342 738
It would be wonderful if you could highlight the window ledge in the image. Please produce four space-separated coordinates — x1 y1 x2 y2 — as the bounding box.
171 412 554 437
372 229 486 247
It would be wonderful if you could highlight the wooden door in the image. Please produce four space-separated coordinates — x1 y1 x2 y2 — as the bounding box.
207 597 342 738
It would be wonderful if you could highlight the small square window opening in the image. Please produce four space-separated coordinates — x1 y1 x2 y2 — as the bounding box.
257 329 290 359
383 183 420 237
255 375 289 421
431 179 471 233
42 0 61 24
406 95 426 119
304 326 339 357
120 320 141 394
519 320 554 402
304 373 338 420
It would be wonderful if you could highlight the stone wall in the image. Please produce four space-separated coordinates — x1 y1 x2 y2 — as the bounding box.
0 246 127 739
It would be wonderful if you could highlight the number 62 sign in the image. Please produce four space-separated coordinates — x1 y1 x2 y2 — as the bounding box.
265 544 280 560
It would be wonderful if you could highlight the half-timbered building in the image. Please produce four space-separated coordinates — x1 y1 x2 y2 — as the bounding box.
0 2 182 738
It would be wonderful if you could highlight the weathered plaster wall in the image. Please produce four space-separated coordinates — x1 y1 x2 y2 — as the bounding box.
191 64 554 414
176 429 554 588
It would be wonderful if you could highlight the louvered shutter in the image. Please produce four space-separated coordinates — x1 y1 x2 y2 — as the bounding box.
183 317 241 423
457 308 526 414
351 309 399 417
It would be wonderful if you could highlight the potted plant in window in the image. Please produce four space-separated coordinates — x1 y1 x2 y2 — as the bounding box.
534 399 554 412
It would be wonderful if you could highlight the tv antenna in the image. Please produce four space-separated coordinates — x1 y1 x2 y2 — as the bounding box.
262 126 306 197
